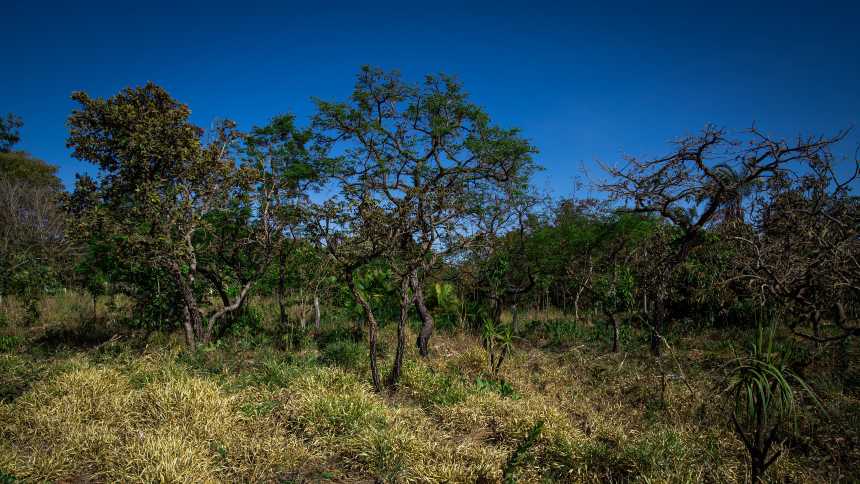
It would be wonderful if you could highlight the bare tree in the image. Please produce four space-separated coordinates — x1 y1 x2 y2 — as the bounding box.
602 125 846 355
726 148 859 342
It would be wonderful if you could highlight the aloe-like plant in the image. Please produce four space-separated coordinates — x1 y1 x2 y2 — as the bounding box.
726 324 821 482
431 282 463 329
482 317 514 375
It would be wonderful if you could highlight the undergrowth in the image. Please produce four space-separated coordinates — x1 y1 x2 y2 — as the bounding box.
0 304 857 482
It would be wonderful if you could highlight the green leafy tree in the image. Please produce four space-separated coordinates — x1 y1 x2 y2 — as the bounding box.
0 113 23 153
243 114 327 330
67 83 296 349
314 66 537 389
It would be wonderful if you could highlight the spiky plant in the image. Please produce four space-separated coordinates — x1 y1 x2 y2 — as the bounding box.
482 317 515 375
726 323 821 482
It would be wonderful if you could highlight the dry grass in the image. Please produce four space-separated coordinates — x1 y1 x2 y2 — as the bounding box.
0 354 315 482
0 298 857 482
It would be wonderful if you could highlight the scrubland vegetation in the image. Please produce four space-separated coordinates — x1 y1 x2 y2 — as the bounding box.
1 67 858 482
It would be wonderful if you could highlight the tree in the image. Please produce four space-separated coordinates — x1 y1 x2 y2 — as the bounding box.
0 113 23 153
310 198 392 392
726 150 859 341
67 83 292 349
459 176 542 336
243 114 327 331
0 116 70 322
602 125 845 355
313 66 537 388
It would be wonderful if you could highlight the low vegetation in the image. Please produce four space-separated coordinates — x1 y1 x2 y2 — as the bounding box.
1 66 857 482
0 293 857 482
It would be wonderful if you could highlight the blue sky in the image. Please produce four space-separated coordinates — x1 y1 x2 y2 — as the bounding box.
3 1 859 194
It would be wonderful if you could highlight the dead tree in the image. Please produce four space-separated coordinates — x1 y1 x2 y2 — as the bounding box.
602 125 846 355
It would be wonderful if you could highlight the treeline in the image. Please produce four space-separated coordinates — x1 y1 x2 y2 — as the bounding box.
1 66 858 391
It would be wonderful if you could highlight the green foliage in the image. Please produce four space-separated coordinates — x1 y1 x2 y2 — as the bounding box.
502 420 543 483
545 319 583 346
727 323 822 482
0 151 63 191
482 317 514 375
346 266 399 323
227 306 264 336
320 339 365 369
0 335 23 353
428 282 461 330
475 377 519 399
0 112 23 153
401 362 468 406
0 121 67 314
0 469 17 484
593 265 634 314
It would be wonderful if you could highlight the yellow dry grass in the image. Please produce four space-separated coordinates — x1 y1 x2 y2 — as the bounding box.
0 308 854 483
0 355 314 482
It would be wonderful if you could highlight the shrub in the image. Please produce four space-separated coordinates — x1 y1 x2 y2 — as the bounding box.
727 324 822 483
476 377 519 399
401 361 469 407
319 339 365 369
0 335 23 353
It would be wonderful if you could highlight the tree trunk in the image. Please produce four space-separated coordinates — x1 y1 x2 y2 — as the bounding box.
611 312 621 353
181 306 196 349
277 247 287 328
512 303 519 334
214 286 233 339
387 275 411 389
313 294 321 332
299 288 306 329
651 299 665 357
170 262 203 350
349 277 382 392
411 272 435 357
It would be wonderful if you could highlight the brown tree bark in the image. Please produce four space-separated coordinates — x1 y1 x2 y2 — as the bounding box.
651 299 666 357
611 312 621 353
313 294 321 332
169 261 203 349
411 272 435 357
387 274 411 389
349 277 382 392
277 248 287 328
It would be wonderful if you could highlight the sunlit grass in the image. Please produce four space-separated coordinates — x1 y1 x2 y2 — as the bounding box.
0 300 856 482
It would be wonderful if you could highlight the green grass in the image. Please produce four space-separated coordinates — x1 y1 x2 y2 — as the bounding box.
0 296 857 482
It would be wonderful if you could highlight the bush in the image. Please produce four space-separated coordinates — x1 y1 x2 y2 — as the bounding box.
476 376 519 399
316 324 362 348
320 339 365 369
227 305 264 336
0 335 23 353
401 361 469 407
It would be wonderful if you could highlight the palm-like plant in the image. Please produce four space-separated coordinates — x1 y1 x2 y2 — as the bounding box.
726 323 821 482
432 282 463 328
482 317 514 375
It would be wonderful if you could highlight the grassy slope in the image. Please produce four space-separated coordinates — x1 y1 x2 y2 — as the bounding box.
0 295 858 482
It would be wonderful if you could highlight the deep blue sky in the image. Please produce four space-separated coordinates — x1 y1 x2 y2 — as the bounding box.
3 1 859 195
